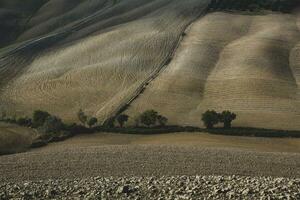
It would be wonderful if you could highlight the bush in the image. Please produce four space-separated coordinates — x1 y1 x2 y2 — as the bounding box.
16 117 32 127
87 117 98 128
202 110 237 129
33 110 50 128
139 110 159 127
201 110 219 129
138 110 168 127
39 115 64 134
157 115 168 127
219 111 237 129
65 123 93 135
116 114 129 127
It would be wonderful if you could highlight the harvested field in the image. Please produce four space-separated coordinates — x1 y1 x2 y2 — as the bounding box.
0 1 298 130
42 132 300 153
0 133 300 182
126 12 300 130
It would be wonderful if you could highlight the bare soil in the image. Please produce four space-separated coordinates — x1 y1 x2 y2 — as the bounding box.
0 132 299 182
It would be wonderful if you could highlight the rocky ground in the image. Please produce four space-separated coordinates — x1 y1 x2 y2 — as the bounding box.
1 138 300 199
1 176 299 200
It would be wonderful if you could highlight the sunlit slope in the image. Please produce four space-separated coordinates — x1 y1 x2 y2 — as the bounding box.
125 12 300 130
0 0 299 130
0 0 210 122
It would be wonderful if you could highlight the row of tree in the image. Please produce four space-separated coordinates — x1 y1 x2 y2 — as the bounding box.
77 109 168 128
1 109 237 132
202 110 237 129
0 110 66 134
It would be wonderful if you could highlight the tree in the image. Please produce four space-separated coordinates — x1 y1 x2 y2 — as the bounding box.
116 114 129 128
87 117 98 128
139 110 159 127
33 110 50 128
219 111 237 129
77 109 87 125
157 115 168 127
40 115 64 134
201 110 219 129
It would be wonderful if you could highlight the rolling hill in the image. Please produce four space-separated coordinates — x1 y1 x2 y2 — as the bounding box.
0 0 299 130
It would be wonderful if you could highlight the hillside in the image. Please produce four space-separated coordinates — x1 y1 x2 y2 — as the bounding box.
0 0 299 130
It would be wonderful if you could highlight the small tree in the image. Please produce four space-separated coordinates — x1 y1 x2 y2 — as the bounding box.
219 111 237 129
116 114 129 128
33 110 51 128
201 110 219 129
87 117 98 128
77 109 87 125
157 115 168 127
40 115 64 134
139 110 159 127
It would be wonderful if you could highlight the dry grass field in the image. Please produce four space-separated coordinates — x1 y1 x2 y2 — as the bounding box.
0 122 38 155
0 0 299 130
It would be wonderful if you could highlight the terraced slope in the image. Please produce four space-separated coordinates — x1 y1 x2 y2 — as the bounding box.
0 0 299 130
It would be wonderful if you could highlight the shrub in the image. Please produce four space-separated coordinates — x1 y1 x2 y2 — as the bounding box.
219 111 237 129
116 114 129 128
87 117 98 128
157 115 168 127
138 110 168 127
65 123 93 135
139 110 159 127
17 117 32 127
33 110 50 128
77 109 87 125
201 110 219 129
39 115 64 134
